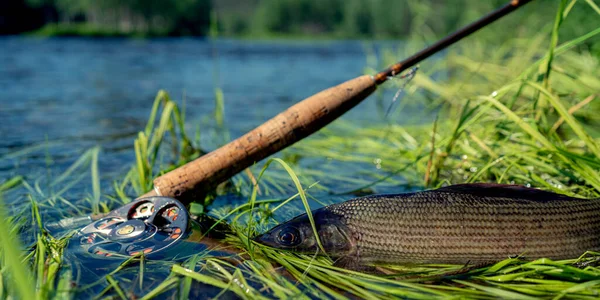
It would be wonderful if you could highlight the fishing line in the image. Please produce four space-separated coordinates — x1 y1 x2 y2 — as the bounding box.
363 66 420 191
385 66 419 117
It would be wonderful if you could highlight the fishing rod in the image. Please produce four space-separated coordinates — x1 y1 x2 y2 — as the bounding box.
48 0 533 258
142 0 533 202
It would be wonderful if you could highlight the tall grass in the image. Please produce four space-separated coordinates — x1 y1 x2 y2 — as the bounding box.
173 1 600 297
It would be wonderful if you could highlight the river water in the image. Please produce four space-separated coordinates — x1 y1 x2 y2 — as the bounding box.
0 37 408 196
0 36 415 297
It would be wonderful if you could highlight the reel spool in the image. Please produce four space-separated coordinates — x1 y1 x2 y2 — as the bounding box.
74 196 190 258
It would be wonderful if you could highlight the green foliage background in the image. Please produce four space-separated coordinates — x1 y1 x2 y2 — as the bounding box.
7 0 598 42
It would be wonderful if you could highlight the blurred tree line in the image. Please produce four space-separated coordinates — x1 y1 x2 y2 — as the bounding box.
216 0 598 41
1 0 211 36
1 0 598 39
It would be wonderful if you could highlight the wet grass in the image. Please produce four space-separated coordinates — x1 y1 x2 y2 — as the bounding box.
2 0 600 298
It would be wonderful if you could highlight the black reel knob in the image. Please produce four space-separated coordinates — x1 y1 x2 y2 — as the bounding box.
75 196 189 258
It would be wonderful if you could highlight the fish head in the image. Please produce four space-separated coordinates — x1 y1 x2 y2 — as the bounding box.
254 208 352 255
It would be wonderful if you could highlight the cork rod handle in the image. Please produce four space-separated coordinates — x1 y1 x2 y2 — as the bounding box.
143 75 377 203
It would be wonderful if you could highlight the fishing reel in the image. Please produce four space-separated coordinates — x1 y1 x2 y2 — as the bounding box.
73 196 193 258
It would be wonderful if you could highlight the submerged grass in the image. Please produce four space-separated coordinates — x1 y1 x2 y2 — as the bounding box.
1 0 600 298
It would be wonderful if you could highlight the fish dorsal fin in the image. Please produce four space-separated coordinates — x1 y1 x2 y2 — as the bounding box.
433 183 579 202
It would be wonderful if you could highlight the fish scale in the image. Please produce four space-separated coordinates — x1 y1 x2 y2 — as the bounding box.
324 185 600 264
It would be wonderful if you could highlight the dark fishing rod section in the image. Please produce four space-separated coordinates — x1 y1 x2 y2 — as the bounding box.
375 0 533 83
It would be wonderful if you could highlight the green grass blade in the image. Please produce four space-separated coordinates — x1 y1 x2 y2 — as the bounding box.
179 255 201 300
584 0 600 15
0 176 23 192
90 146 101 214
144 90 165 136
454 280 538 299
480 93 553 149
140 276 179 300
105 275 127 300
526 81 600 158
0 195 36 300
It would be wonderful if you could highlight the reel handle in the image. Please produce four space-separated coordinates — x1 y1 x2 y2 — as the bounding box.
45 214 104 231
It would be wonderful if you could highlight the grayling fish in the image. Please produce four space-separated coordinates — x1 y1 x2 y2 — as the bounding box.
254 184 600 270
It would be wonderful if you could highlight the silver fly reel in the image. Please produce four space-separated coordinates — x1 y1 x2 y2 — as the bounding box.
74 196 190 258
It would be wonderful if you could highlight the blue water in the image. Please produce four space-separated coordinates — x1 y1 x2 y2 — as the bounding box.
0 36 415 297
0 37 414 204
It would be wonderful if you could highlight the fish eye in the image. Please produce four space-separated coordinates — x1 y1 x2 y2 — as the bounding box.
277 227 300 246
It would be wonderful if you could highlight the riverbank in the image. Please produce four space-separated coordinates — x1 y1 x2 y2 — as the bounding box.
28 24 168 38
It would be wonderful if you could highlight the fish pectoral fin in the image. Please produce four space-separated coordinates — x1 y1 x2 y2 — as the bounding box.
332 256 381 274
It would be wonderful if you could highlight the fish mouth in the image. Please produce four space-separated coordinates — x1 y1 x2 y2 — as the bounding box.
253 232 277 247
